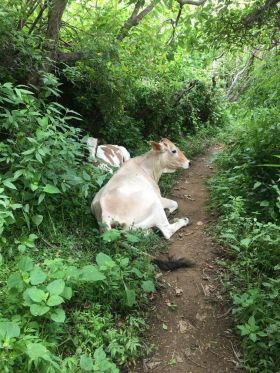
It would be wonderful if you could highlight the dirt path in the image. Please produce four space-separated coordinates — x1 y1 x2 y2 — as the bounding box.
131 146 243 373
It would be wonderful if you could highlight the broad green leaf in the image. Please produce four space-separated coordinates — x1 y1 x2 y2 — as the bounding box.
32 214 43 226
50 308 66 323
3 179 17 190
253 181 261 189
125 288 136 306
80 265 106 282
249 333 257 342
102 229 121 242
241 238 251 248
82 171 91 181
30 182 38 191
47 279 65 295
248 315 256 327
11 203 22 210
141 280 155 293
96 252 115 268
26 343 50 360
30 267 47 285
23 289 34 306
61 286 72 300
37 116 48 127
7 272 24 290
80 354 94 371
18 256 33 272
47 295 64 306
22 147 35 155
125 233 140 243
35 152 42 163
30 304 50 316
94 347 106 360
131 268 143 278
13 169 24 179
26 287 47 303
38 193 45 204
0 321 20 339
65 266 80 279
43 184 61 194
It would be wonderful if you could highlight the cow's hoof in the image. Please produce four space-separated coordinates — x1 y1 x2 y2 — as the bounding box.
184 217 192 226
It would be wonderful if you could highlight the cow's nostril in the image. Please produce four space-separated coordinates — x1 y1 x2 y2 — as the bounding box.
189 161 192 167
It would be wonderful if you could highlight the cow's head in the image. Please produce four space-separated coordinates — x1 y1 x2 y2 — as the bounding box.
149 138 191 173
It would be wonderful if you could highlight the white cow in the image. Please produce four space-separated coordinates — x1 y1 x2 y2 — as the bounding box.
87 137 130 171
91 138 191 239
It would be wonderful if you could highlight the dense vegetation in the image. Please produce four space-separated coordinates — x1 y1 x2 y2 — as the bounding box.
209 51 280 373
0 0 279 372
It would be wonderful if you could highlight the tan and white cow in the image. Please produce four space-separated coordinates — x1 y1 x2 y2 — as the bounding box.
87 137 130 172
91 138 191 239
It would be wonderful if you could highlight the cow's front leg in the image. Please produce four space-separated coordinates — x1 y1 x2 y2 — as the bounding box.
161 197 178 214
157 217 190 239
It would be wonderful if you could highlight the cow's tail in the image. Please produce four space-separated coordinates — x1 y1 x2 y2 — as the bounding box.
115 242 195 271
151 256 194 271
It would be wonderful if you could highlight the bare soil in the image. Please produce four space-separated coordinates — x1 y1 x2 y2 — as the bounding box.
130 145 243 373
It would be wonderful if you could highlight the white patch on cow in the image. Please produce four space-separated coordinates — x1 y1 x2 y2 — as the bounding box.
97 146 121 167
118 146 131 162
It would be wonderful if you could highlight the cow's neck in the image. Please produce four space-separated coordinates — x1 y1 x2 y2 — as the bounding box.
138 152 163 183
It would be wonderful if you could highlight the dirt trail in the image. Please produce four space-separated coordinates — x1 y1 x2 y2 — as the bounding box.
131 146 243 373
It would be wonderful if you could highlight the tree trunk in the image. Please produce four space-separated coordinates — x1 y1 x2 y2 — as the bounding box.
44 0 68 70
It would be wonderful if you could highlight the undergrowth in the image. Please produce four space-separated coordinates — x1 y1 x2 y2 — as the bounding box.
0 81 163 372
209 53 280 373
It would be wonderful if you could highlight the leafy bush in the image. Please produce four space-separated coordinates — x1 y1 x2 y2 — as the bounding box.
0 240 155 372
0 81 160 372
0 82 101 250
209 52 280 372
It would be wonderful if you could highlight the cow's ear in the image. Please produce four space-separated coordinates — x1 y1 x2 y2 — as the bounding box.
149 141 164 152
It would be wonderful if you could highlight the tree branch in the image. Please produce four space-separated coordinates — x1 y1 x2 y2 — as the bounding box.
176 0 207 5
227 51 257 101
117 0 160 41
57 51 85 62
117 0 207 41
242 0 280 27
167 3 183 44
29 1 48 34
17 0 39 30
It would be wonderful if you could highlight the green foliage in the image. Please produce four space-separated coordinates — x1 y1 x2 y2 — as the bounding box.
0 82 104 251
0 80 161 372
209 52 280 372
0 228 158 372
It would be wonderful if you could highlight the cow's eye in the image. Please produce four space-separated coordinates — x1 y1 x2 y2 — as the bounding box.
172 149 177 154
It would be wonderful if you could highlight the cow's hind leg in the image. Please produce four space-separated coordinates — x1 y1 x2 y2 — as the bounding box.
161 197 178 214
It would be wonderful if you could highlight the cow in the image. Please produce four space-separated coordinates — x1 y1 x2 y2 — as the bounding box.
87 137 130 172
91 138 192 239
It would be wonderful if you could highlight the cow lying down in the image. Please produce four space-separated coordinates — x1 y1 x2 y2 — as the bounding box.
91 138 192 240
91 138 194 270
87 137 130 172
